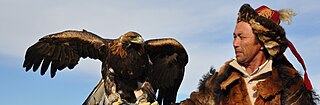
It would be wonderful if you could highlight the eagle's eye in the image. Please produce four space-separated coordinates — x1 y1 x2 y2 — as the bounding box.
129 36 136 39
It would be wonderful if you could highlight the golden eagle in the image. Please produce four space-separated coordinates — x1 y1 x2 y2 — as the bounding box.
23 30 188 105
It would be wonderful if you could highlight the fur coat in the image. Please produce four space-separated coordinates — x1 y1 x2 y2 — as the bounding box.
177 55 318 105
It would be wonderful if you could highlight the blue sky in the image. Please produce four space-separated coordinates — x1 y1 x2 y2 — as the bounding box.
1 1 319 105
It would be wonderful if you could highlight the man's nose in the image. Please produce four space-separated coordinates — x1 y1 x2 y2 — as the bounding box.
233 38 240 47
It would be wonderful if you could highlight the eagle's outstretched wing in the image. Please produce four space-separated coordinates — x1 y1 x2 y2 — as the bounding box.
23 30 107 78
145 38 188 105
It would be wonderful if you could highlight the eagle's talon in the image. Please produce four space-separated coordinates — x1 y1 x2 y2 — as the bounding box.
135 93 148 104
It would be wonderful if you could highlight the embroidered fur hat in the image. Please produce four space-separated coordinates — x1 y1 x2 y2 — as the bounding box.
237 4 313 90
237 4 289 57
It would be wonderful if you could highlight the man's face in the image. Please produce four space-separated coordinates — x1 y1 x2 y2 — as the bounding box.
233 22 262 65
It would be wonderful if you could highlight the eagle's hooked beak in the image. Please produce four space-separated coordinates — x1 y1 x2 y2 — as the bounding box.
130 35 144 44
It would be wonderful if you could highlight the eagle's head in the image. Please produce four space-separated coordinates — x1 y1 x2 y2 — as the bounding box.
120 31 144 45
112 31 145 57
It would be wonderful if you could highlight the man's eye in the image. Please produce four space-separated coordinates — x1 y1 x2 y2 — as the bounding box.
239 35 246 39
233 34 237 38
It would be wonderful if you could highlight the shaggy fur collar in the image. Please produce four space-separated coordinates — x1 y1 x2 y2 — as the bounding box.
218 58 297 99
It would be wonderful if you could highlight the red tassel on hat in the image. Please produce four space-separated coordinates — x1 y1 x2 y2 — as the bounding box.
287 40 313 90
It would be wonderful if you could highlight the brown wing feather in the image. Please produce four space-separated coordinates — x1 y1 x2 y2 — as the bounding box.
145 38 188 104
23 30 107 78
